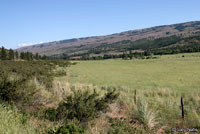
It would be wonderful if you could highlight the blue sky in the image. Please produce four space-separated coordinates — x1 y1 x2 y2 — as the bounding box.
0 0 200 49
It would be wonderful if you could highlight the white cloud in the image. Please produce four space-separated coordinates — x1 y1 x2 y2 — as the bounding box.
18 42 45 47
18 43 34 47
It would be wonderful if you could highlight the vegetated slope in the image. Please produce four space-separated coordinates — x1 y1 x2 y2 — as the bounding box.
17 21 200 57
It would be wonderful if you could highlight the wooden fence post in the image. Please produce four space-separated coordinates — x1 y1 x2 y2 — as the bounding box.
134 90 137 105
181 96 184 120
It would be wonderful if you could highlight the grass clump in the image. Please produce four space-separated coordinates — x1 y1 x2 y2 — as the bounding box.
131 99 159 131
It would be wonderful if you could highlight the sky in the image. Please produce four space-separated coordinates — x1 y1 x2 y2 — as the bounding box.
0 0 200 49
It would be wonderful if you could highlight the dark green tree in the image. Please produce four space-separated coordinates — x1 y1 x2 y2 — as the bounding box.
128 50 133 59
122 53 128 60
62 53 69 60
20 52 25 59
29 52 33 60
42 55 47 60
23 52 33 61
8 49 14 60
144 49 152 56
38 55 42 60
15 51 19 59
35 53 39 60
1 46 7 60
25 52 29 60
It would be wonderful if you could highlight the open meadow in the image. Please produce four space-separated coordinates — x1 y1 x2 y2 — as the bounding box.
66 53 200 93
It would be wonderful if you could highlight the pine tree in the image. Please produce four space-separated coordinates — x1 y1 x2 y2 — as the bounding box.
128 50 133 59
8 49 14 60
1 46 7 60
25 52 30 60
35 53 39 60
38 55 42 60
15 51 19 59
29 52 33 60
42 55 47 60
20 52 25 59
144 49 152 56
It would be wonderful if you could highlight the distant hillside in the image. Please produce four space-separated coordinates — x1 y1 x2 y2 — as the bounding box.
17 21 200 58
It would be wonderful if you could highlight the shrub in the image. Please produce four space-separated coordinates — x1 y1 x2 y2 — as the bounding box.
48 123 85 134
0 60 71 90
44 108 58 121
107 118 136 134
57 89 119 123
0 71 26 102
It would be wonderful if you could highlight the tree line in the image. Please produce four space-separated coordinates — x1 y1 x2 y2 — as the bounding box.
68 40 200 60
0 46 47 60
48 43 200 61
68 50 152 60
57 34 200 60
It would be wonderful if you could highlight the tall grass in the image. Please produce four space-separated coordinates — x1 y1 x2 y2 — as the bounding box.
48 81 200 133
0 103 37 134
131 99 159 130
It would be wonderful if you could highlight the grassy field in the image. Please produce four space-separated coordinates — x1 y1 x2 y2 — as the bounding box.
1 54 200 133
51 53 200 133
66 53 200 93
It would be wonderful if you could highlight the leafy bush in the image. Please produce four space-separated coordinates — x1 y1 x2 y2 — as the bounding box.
57 89 119 122
43 108 58 121
48 123 85 134
0 71 26 102
107 118 136 134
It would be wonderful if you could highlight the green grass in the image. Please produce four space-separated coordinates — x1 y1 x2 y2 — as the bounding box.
66 53 200 93
63 54 200 133
0 103 37 134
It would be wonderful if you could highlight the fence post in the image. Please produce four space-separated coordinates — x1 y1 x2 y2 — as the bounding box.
181 96 184 120
134 89 137 104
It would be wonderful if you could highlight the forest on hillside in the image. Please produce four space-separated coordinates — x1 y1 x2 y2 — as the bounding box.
48 35 200 60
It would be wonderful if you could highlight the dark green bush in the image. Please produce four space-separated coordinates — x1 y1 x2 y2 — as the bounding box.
53 70 67 77
0 71 26 102
48 123 85 134
57 89 119 123
107 118 136 134
44 108 58 121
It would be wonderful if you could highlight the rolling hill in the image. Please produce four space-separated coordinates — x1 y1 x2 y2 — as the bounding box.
17 21 200 58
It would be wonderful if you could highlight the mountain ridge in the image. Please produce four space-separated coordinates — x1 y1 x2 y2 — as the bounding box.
17 21 200 58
